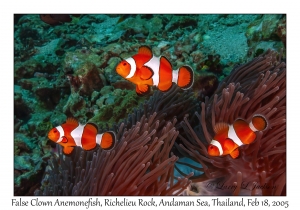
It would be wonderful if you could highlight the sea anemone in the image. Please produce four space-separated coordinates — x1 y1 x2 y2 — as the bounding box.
35 85 198 196
178 49 286 195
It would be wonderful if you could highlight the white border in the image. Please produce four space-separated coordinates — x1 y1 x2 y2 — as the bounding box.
3 1 297 209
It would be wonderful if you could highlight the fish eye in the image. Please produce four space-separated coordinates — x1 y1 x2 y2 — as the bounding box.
54 130 57 133
123 62 127 66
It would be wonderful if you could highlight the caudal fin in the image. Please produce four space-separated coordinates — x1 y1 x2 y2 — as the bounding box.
99 131 116 150
251 114 268 131
176 65 194 89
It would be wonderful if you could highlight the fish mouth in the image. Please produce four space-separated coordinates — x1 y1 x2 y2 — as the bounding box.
47 134 52 140
47 133 55 141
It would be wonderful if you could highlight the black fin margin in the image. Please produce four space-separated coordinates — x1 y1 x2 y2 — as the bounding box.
102 131 117 150
179 65 194 90
140 66 154 80
159 83 174 92
86 122 99 133
160 56 173 69
252 114 268 131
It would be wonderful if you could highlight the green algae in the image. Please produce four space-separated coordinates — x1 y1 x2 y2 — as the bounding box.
89 89 148 128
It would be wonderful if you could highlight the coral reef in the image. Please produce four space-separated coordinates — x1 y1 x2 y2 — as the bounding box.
192 73 219 102
178 50 286 195
198 54 222 74
276 16 286 48
68 61 105 96
246 14 286 58
40 14 80 26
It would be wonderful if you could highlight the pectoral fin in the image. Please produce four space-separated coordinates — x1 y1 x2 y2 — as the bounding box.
140 66 154 80
61 136 68 143
136 84 150 96
63 146 74 155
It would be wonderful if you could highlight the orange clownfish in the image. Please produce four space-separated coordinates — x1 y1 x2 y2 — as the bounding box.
116 46 194 96
47 118 116 155
207 115 268 159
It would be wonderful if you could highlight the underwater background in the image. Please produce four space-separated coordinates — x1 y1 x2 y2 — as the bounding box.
14 14 286 196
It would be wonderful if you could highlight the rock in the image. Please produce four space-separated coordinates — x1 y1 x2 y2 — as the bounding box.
63 92 86 118
100 86 114 95
70 62 105 96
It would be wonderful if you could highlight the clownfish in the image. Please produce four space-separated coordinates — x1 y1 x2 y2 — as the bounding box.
47 118 116 155
116 46 194 96
207 115 268 159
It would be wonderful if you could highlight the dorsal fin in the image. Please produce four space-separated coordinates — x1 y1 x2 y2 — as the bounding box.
160 56 172 70
138 46 153 57
66 118 79 126
213 122 229 134
85 122 98 133
157 56 173 92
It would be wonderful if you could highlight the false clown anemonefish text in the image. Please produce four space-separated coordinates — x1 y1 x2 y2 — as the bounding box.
12 198 103 208
11 197 289 208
